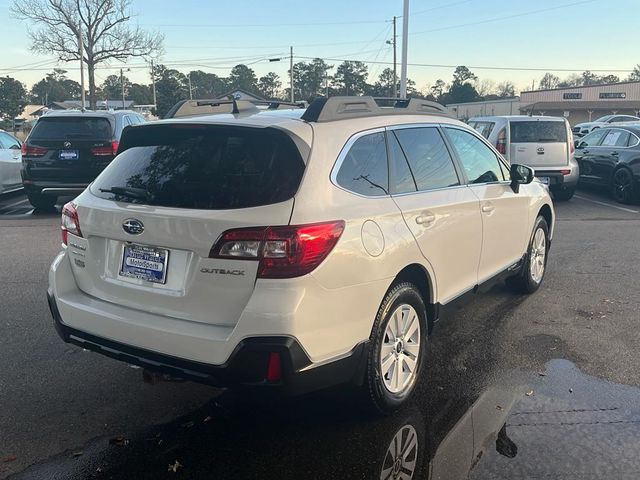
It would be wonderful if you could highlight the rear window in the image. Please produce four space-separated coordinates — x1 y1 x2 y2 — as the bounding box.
510 121 567 143
30 117 113 140
90 124 305 210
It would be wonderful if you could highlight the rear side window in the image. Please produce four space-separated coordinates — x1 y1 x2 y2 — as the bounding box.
29 117 113 140
91 125 305 210
510 121 567 143
336 132 388 196
469 121 495 139
393 127 459 191
601 129 630 147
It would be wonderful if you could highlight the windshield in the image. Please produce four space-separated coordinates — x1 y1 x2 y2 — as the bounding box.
594 115 614 123
29 117 113 140
510 121 567 143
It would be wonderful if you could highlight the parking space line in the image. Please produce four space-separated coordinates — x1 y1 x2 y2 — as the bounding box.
574 194 639 214
1 198 29 209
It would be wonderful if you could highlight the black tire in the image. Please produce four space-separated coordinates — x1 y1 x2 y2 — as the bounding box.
611 167 636 204
506 216 549 294
552 187 575 202
364 282 427 415
27 192 57 210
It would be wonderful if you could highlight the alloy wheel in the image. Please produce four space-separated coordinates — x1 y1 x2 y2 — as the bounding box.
530 227 546 284
379 304 421 394
613 169 633 203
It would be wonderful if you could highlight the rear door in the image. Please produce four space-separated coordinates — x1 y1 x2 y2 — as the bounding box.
0 132 22 192
26 116 116 181
509 119 569 168
388 125 482 303
72 123 308 328
591 128 631 183
575 128 608 184
444 126 529 282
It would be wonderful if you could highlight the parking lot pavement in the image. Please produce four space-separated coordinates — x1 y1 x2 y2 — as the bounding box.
1 187 639 479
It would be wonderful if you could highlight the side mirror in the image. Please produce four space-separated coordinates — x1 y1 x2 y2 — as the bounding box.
574 139 580 148
510 164 534 193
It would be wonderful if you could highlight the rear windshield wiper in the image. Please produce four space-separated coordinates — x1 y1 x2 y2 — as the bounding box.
99 186 149 200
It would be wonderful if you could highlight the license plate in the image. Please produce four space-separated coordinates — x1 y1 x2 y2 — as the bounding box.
59 150 79 160
539 177 550 185
120 244 169 284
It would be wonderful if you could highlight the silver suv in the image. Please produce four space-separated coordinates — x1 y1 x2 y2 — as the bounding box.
469 115 578 201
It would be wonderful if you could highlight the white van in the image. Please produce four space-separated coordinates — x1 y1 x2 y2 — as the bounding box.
468 116 578 201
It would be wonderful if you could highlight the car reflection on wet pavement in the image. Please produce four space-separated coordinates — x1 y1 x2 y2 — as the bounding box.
10 358 640 480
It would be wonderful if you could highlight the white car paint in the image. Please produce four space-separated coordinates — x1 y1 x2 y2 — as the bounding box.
0 130 23 194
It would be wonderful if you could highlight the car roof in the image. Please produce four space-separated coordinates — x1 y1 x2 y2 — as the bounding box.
470 115 567 122
596 123 640 134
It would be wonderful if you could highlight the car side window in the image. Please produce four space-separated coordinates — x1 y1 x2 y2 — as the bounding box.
580 129 607 147
387 131 417 194
0 132 11 149
628 133 640 147
336 132 389 196
601 129 630 147
392 127 460 191
444 127 506 183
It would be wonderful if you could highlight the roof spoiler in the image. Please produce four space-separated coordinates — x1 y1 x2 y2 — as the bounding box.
164 99 307 119
301 96 450 123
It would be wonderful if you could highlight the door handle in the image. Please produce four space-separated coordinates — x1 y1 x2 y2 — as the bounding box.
611 151 619 156
582 149 590 154
415 213 436 225
481 205 495 213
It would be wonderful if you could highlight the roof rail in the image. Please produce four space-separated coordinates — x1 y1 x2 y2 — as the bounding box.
301 96 449 123
164 99 306 119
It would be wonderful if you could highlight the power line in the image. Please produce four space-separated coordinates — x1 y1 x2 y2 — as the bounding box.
141 19 389 28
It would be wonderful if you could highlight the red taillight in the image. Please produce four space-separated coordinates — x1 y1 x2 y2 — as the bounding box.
61 202 82 245
21 144 48 157
560 169 571 176
496 128 507 154
266 352 282 382
210 220 345 278
91 141 119 156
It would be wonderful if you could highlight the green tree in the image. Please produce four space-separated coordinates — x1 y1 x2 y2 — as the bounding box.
581 70 598 86
598 74 620 84
30 69 81 103
430 79 446 99
332 61 368 95
452 66 477 86
258 72 282 99
557 73 582 88
0 76 28 125
154 65 188 118
100 74 131 101
629 65 640 81
539 73 560 90
292 58 332 101
128 83 153 105
12 0 163 110
188 70 227 98
227 64 258 92
440 82 479 105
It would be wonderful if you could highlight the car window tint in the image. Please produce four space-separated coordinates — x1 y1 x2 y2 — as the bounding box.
393 128 459 191
510 121 567 143
29 117 113 140
445 127 505 183
387 131 416 194
336 132 389 196
0 132 12 149
628 133 640 147
580 129 607 147
601 130 630 147
469 121 495 139
91 125 305 210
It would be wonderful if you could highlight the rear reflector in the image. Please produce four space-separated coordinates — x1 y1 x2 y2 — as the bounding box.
266 352 282 382
210 220 345 278
561 169 571 176
21 144 47 157
61 202 82 245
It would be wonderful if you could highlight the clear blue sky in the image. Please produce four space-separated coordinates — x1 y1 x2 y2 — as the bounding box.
1 0 638 94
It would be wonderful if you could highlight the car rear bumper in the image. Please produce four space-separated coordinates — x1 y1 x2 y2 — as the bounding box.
22 179 89 196
535 168 578 190
47 290 368 395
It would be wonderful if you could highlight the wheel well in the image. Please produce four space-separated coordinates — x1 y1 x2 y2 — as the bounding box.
393 264 436 331
538 204 553 229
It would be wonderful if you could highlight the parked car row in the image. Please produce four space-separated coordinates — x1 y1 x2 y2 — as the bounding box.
0 129 23 195
572 114 640 138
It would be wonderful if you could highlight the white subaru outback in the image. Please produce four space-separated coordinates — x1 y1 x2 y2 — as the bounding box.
48 97 554 413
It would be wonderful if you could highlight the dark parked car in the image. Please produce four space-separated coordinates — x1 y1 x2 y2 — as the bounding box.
575 125 640 204
21 110 146 209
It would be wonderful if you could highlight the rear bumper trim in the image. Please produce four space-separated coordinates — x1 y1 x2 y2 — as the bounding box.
47 290 368 395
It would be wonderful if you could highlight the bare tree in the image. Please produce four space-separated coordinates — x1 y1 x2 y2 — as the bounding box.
475 79 496 97
497 81 516 98
12 0 163 109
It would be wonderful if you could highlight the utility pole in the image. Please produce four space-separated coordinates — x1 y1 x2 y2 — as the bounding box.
151 60 157 110
78 29 86 111
120 68 125 110
400 0 410 99
325 67 329 97
392 16 397 98
289 46 294 102
188 73 193 100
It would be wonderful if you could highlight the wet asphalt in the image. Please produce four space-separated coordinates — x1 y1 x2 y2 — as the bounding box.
1 186 639 479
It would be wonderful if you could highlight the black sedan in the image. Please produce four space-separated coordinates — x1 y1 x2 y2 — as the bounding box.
575 124 640 203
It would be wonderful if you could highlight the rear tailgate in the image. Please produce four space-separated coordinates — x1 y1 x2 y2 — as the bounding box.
68 122 308 328
509 120 569 168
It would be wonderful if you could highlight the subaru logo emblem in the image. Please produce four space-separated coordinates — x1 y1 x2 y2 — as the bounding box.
64 141 72 148
122 219 144 235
